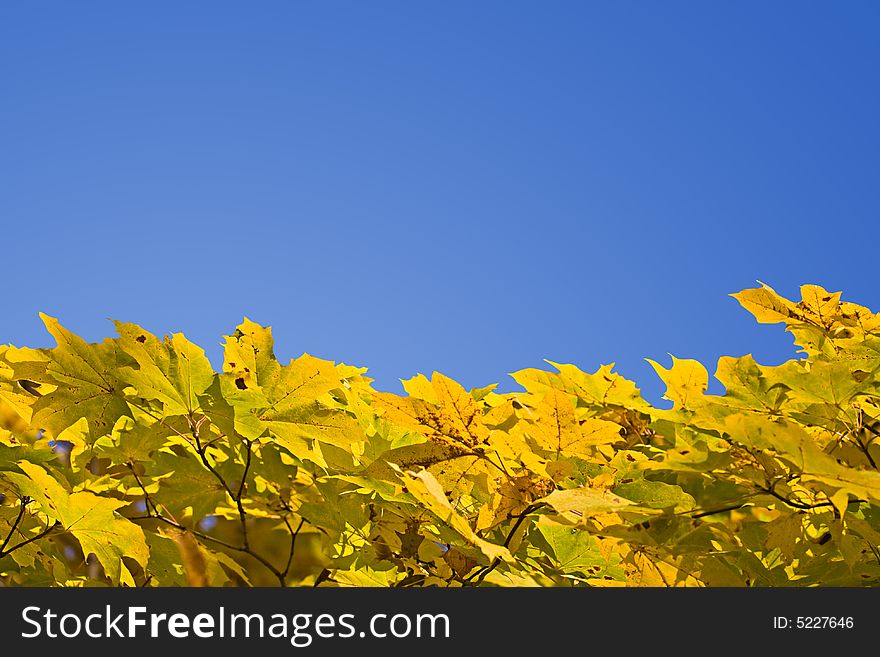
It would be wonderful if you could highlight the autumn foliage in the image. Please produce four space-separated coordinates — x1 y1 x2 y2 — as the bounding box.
2 283 880 587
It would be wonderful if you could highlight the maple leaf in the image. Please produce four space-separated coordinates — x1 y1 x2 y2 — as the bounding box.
3 283 880 588
21 314 133 436
115 323 215 417
521 388 622 458
5 461 148 585
371 371 489 453
647 355 708 411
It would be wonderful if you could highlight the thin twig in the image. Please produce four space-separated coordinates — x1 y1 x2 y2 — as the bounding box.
281 517 305 582
127 463 159 516
191 426 237 501
464 503 545 586
689 501 752 519
129 515 246 553
0 497 29 555
233 438 253 550
0 521 59 558
129 512 286 583
236 439 253 501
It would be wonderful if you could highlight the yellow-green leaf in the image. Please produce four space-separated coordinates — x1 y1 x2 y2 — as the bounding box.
6 461 148 585
26 314 132 435
117 325 215 416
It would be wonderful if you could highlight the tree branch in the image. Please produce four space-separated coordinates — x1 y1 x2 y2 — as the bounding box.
233 438 253 550
464 503 545 586
127 463 160 517
130 420 288 586
759 481 842 511
0 520 59 559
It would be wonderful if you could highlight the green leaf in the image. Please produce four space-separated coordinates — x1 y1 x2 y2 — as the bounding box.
613 479 695 511
145 452 230 523
534 524 624 579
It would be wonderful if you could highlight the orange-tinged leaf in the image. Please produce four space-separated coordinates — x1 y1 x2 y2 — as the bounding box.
798 284 841 327
524 389 621 457
372 372 489 451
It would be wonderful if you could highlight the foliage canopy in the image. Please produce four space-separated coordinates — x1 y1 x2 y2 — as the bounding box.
2 283 880 587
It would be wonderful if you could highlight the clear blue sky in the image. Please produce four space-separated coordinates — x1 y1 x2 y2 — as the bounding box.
2 2 879 404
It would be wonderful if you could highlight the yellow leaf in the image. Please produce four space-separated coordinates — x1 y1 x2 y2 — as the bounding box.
400 373 438 404
117 327 215 416
647 355 708 410
26 314 132 435
512 362 648 410
372 372 489 452
525 388 621 457
798 285 841 327
731 282 798 324
538 487 634 521
830 489 850 520
396 467 512 563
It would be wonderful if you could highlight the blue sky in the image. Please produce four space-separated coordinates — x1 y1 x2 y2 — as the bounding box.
2 2 879 404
